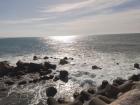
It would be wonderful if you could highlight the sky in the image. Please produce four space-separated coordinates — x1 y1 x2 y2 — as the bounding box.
0 0 140 37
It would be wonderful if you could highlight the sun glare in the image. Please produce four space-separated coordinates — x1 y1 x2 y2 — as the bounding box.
49 36 77 43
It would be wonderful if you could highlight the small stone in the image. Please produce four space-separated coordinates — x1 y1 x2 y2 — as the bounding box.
46 87 57 97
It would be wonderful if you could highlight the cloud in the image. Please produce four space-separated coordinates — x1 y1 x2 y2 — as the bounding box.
42 0 128 13
0 17 47 24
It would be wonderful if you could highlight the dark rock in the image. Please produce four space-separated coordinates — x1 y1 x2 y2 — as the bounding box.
92 65 102 70
33 56 38 60
28 63 43 72
98 80 109 90
64 57 68 60
59 70 69 82
18 80 27 85
32 79 39 83
46 87 57 97
78 91 91 103
88 97 107 105
118 80 134 93
44 56 49 59
53 76 59 82
88 88 96 94
113 77 127 85
39 69 52 76
44 62 56 70
59 59 69 65
73 92 80 99
47 97 58 105
40 75 54 80
5 80 14 85
134 63 140 69
57 97 66 104
102 84 120 98
0 61 13 77
129 74 140 81
0 88 7 91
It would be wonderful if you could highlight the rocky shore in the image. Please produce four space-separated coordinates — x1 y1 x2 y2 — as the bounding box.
0 56 140 105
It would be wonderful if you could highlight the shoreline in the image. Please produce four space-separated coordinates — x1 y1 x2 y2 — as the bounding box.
0 56 140 105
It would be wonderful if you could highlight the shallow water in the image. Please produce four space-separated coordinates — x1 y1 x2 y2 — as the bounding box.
0 34 140 105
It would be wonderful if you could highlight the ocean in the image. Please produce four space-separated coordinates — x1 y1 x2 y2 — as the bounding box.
0 34 140 105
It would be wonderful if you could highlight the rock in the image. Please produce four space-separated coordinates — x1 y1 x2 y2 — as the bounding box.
134 63 140 69
40 75 54 80
39 69 52 76
0 61 13 77
88 88 96 94
57 97 66 104
64 57 68 60
46 87 57 97
59 59 69 65
88 97 107 105
110 89 140 105
118 80 134 93
53 76 60 82
113 77 127 85
33 56 38 60
5 80 14 85
59 70 69 82
18 80 27 85
44 56 49 59
47 97 58 105
92 65 102 70
97 95 113 104
129 74 140 81
98 80 109 91
44 62 56 70
78 91 91 103
28 63 43 72
73 92 80 99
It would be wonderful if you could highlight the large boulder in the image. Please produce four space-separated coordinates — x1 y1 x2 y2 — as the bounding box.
59 70 69 82
46 87 57 97
110 89 140 105
44 62 56 70
0 61 13 77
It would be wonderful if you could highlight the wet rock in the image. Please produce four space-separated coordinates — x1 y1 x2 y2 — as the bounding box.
59 70 69 82
59 59 69 65
18 80 27 85
73 92 80 99
88 97 107 105
0 88 7 91
134 63 140 69
53 76 59 82
113 77 127 85
110 89 140 105
57 97 66 104
103 84 120 99
28 63 43 72
32 79 40 83
92 65 102 70
129 74 140 81
78 91 91 103
33 56 38 60
39 69 52 76
44 56 49 59
44 62 56 70
5 80 14 85
46 87 57 97
98 80 109 91
88 88 96 94
40 75 54 80
64 57 68 60
47 97 58 105
0 61 13 77
118 80 134 93
16 60 29 70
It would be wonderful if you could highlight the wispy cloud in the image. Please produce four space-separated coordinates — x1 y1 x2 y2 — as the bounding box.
42 0 128 13
0 17 48 24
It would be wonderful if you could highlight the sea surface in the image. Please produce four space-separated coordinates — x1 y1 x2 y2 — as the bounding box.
0 34 140 105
